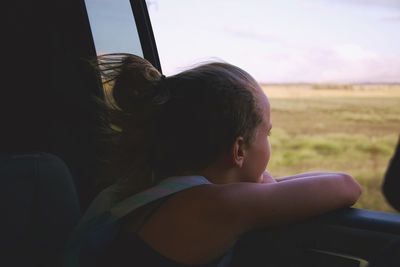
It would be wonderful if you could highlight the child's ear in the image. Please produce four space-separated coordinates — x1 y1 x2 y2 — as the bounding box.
232 136 246 168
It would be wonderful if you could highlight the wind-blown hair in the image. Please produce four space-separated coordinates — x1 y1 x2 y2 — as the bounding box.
96 53 263 198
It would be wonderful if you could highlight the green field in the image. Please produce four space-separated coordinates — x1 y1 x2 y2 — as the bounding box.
263 85 400 212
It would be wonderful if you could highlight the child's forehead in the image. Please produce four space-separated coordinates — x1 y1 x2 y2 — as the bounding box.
254 85 270 110
257 90 271 123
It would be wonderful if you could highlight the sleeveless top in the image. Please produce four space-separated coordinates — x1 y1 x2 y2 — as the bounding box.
64 176 233 267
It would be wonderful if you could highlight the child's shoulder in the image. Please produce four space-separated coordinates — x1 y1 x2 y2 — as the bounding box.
133 183 237 265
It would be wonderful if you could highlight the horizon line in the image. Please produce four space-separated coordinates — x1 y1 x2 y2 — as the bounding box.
259 82 400 86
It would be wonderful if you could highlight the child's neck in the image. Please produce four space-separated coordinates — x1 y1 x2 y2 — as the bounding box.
198 166 240 184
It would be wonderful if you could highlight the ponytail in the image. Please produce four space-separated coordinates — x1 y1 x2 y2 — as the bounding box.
97 53 163 110
96 54 165 199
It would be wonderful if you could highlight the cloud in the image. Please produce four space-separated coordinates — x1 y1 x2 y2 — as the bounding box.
381 15 400 22
335 0 400 9
254 44 400 83
317 45 400 83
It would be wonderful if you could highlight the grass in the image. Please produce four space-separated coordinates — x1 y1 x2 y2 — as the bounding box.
262 84 400 212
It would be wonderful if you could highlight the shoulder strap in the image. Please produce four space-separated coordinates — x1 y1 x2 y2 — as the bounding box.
64 176 211 267
110 175 211 221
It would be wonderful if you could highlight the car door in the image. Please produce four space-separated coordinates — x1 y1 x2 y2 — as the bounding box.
120 2 400 266
4 0 162 210
3 0 161 266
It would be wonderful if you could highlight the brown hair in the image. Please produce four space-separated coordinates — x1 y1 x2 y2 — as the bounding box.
96 53 263 199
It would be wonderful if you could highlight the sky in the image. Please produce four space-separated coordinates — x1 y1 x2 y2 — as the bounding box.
86 0 400 83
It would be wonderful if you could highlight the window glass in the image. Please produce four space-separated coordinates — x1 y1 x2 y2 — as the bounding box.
85 0 143 56
148 0 400 212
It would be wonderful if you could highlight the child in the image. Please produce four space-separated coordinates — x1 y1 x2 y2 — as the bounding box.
69 54 361 267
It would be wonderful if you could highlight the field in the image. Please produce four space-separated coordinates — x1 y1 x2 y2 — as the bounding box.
262 84 400 212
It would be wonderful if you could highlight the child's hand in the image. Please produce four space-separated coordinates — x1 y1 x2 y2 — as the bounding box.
261 171 277 184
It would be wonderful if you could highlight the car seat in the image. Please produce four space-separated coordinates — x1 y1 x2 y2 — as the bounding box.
0 152 80 267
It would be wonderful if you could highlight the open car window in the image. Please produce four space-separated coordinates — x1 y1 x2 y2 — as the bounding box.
148 0 400 213
84 0 143 56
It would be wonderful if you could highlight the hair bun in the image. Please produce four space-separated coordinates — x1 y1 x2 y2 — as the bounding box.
97 53 162 112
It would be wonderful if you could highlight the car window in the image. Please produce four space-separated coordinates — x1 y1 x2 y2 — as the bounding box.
148 0 400 213
85 0 143 56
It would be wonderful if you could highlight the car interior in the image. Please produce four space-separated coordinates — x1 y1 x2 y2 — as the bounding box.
2 0 400 266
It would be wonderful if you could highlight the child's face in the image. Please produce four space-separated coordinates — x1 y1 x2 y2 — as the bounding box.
240 87 272 183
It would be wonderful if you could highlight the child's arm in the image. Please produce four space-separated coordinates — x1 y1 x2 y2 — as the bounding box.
210 173 361 235
262 171 345 183
276 171 348 182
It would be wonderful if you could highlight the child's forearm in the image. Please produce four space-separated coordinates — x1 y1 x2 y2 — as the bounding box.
219 173 362 234
277 171 348 182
